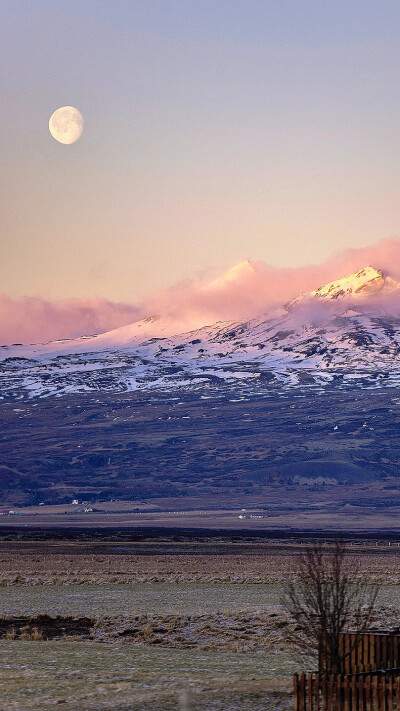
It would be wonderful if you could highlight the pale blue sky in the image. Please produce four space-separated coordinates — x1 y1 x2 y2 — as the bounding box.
1 1 400 301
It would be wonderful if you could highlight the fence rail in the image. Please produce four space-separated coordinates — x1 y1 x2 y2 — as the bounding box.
293 672 400 710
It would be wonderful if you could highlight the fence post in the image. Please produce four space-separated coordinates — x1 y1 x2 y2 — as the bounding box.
383 636 388 670
351 634 357 674
372 676 379 709
328 675 334 711
314 674 320 711
335 674 343 711
322 675 328 711
345 635 351 674
371 635 376 671
380 675 387 711
299 673 305 711
294 674 299 711
351 675 357 710
396 677 400 710
364 634 369 671
357 677 363 711
389 635 394 670
343 676 350 711
388 675 394 711
378 676 384 711
339 635 345 673
365 675 372 711
307 674 313 710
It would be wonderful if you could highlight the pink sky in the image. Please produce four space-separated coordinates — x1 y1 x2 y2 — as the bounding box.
2 3 400 311
2 237 400 346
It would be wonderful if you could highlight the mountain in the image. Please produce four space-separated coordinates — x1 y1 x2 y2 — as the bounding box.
4 266 400 509
287 266 400 308
204 259 257 290
2 265 400 399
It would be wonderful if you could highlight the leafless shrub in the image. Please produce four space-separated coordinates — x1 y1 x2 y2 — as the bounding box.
141 622 155 640
5 626 16 640
282 541 379 674
18 625 43 641
19 625 32 640
31 626 43 641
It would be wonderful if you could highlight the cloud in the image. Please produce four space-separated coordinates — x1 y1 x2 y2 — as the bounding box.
0 296 141 346
142 237 400 323
2 237 400 345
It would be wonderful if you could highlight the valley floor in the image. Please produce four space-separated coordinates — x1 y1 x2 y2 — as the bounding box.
0 535 400 710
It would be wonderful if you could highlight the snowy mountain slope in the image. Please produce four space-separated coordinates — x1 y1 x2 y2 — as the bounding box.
287 266 400 308
3 266 400 399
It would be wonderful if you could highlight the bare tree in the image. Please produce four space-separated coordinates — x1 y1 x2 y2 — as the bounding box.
282 541 379 675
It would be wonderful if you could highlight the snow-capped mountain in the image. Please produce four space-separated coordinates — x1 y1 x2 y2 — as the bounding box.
3 266 400 399
287 266 400 308
203 259 257 290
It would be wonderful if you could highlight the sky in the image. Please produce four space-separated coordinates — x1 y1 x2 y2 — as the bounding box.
1 1 400 342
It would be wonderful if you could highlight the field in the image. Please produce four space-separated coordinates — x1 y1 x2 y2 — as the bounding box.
0 535 400 710
0 642 303 711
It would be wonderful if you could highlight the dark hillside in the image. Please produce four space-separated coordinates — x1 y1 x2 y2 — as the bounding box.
1 388 399 507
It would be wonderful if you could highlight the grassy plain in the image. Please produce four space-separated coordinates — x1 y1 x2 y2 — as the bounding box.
0 536 400 710
0 641 303 711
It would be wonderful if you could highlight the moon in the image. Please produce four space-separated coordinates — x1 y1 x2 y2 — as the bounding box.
49 106 84 144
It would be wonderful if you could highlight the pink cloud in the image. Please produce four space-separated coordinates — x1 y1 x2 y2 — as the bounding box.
0 296 141 346
2 237 400 346
142 237 400 322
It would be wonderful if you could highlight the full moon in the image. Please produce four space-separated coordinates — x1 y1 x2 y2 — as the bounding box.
49 106 84 144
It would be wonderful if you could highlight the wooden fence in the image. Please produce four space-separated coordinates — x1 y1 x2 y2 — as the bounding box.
293 671 400 710
319 632 400 675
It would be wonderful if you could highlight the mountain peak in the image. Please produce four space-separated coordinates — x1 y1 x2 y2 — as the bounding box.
205 260 256 290
288 266 399 309
311 266 384 299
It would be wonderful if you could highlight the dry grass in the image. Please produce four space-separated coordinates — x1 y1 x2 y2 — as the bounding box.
0 540 399 587
0 539 399 709
0 640 300 710
1 602 399 655
6 624 44 641
5 626 16 640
